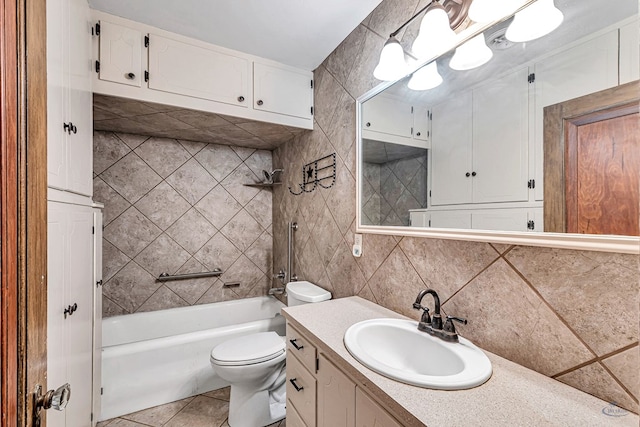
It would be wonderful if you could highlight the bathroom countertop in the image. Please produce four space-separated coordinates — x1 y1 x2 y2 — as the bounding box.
282 297 639 427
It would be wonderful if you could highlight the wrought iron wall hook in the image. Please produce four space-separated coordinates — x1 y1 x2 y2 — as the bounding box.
288 153 337 196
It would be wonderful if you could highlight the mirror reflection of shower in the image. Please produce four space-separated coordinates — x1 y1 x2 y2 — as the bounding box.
262 169 283 184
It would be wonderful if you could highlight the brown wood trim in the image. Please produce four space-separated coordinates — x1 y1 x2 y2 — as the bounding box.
543 80 640 232
1 0 20 424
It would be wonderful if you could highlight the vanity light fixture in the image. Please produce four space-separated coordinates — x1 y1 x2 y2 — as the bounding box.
411 2 457 60
373 37 409 81
407 61 443 90
468 0 527 23
449 33 493 71
505 0 563 42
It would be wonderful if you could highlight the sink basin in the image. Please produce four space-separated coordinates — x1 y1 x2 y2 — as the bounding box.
344 318 492 390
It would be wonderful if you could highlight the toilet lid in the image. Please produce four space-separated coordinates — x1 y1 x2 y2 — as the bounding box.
210 332 285 366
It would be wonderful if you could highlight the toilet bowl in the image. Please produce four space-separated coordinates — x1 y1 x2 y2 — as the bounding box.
210 281 331 427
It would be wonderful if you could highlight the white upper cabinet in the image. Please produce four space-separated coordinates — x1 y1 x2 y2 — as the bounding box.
412 105 430 142
472 67 529 204
533 29 619 200
430 91 473 206
619 20 640 85
47 0 93 197
362 95 413 138
254 62 313 119
92 11 314 129
97 20 143 87
148 34 250 107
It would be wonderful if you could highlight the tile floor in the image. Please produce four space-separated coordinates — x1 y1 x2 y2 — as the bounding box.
96 387 285 427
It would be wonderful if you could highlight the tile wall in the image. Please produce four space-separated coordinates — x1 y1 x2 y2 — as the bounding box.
94 131 274 317
272 0 639 413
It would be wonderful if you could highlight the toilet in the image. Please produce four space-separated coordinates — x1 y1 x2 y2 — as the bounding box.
210 281 331 427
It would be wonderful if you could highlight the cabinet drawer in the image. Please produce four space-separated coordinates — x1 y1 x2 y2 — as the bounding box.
286 399 309 427
287 353 316 427
287 324 317 373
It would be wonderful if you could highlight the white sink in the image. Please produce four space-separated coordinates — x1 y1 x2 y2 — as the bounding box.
344 318 492 390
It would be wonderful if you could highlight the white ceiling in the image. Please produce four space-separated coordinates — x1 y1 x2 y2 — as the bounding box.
87 0 383 71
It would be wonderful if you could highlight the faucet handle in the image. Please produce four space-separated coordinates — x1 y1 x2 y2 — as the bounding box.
413 303 432 324
444 316 467 334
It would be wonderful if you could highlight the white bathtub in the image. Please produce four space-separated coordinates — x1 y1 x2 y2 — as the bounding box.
100 296 286 420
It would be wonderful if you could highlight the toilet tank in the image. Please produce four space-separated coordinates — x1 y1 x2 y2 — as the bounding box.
286 281 331 306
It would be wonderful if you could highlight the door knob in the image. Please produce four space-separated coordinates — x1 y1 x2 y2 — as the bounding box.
34 383 71 426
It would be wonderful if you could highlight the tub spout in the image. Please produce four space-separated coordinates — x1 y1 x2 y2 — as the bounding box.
268 287 285 296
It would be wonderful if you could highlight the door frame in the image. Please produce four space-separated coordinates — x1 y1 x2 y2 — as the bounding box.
1 0 48 425
543 80 640 232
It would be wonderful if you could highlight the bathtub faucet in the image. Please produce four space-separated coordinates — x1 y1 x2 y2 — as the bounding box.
268 287 285 296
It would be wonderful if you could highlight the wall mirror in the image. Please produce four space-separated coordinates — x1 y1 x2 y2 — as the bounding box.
356 0 640 254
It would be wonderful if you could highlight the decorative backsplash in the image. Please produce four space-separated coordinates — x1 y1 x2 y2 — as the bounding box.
94 130 274 317
272 0 639 414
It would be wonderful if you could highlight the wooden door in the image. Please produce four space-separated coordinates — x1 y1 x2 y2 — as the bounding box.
565 105 639 235
544 80 640 234
1 0 48 426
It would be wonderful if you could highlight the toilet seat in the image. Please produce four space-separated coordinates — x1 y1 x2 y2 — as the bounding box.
210 332 285 366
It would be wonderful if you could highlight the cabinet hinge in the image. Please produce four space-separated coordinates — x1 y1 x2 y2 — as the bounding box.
528 73 536 83
411 106 414 114
101 387 104 395
429 111 432 120
144 70 149 82
310 79 313 89
527 179 536 189
310 106 314 115
428 219 431 227
427 130 430 138
527 220 535 230
91 413 93 422
429 190 432 197
144 35 149 48
95 60 100 73
94 22 100 36
92 226 95 234
96 280 103 288
411 127 414 135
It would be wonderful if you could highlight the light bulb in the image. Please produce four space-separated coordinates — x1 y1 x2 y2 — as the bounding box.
505 0 563 42
373 37 408 81
408 61 443 91
412 2 456 59
449 34 493 71
468 0 527 23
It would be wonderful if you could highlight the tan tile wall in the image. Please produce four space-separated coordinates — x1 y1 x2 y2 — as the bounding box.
272 1 639 413
94 131 273 317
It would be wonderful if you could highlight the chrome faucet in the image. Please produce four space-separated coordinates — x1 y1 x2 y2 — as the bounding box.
413 289 467 343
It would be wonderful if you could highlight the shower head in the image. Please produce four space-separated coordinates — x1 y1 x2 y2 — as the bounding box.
262 169 284 184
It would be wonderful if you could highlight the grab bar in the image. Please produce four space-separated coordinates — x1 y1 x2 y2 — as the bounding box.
157 268 222 282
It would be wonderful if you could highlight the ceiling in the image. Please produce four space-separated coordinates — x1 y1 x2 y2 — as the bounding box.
87 0 383 71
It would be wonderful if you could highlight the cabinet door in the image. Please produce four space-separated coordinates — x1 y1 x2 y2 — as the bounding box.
430 92 473 206
65 206 94 427
472 67 529 203
429 210 472 229
472 208 530 232
317 354 355 427
410 211 429 227
98 20 143 87
254 62 313 119
362 95 413 138
66 0 93 197
148 34 250 107
46 0 68 191
533 30 619 200
47 203 68 427
619 21 640 85
355 388 402 427
412 105 430 141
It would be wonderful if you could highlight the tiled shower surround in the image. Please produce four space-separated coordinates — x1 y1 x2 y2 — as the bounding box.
272 0 639 413
94 130 274 317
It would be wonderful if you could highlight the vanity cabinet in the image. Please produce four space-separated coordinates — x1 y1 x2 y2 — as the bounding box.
92 12 314 129
286 323 403 427
47 0 93 196
431 67 529 207
412 207 542 232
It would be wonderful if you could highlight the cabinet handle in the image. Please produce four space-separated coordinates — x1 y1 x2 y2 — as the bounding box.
289 378 304 392
256 100 264 106
71 124 77 134
63 122 71 134
289 338 304 351
472 171 477 177
465 172 470 177
237 96 245 102
366 122 371 127
126 72 135 80
416 131 421 136
63 303 77 318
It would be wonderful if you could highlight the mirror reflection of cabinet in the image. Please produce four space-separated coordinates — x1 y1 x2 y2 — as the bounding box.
361 95 430 148
430 67 529 206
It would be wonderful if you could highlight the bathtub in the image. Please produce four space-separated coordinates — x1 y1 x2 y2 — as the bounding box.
100 296 286 421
